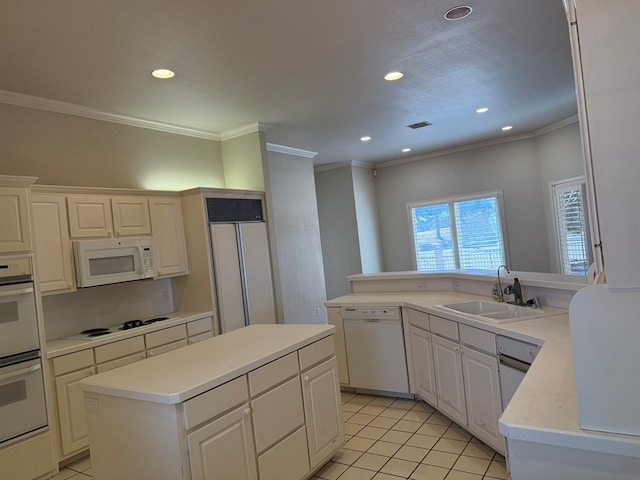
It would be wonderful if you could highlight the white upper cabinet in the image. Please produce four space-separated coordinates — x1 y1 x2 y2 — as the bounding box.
0 176 36 253
67 195 113 238
67 194 152 238
111 196 151 236
149 196 188 277
31 194 75 294
570 0 640 286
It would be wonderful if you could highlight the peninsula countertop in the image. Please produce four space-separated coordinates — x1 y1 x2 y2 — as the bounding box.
79 324 335 405
327 292 640 458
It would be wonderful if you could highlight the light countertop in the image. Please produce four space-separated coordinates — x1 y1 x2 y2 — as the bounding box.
328 292 640 458
80 324 334 404
46 311 215 358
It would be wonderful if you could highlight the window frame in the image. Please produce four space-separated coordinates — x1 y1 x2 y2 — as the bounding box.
407 190 510 272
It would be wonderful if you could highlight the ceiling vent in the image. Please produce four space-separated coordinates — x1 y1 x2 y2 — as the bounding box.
406 121 432 129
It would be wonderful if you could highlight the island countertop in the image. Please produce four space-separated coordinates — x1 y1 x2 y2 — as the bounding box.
80 324 335 405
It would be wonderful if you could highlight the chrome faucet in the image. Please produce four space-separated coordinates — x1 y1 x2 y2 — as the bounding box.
496 264 510 302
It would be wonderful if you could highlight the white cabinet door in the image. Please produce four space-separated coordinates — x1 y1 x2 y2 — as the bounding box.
67 195 113 238
187 404 258 480
55 366 95 456
432 334 467 426
327 307 349 385
301 357 345 470
461 346 504 454
408 325 438 406
111 196 151 236
0 186 32 253
31 194 75 294
149 196 188 277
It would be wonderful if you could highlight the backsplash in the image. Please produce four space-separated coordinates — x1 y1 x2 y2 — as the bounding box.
42 278 174 340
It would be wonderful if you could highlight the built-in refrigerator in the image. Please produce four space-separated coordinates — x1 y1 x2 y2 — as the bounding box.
206 197 276 333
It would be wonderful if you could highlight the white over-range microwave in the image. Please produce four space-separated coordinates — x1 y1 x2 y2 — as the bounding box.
73 237 156 288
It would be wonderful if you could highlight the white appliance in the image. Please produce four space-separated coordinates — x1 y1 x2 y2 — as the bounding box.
497 335 539 409
342 306 410 394
206 197 276 333
73 237 156 287
0 256 47 444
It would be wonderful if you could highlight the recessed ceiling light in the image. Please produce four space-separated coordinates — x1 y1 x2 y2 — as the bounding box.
502 125 513 131
360 136 371 142
384 71 404 81
402 148 412 153
151 69 175 79
444 5 473 21
476 107 489 113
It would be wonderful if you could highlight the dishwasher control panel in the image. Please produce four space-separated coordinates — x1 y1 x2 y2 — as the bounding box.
342 306 401 320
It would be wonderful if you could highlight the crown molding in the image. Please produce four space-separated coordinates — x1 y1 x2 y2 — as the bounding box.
313 160 374 173
0 89 221 140
377 115 580 169
220 122 273 141
266 143 318 158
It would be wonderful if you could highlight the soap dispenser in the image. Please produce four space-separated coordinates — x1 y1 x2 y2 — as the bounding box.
512 277 525 306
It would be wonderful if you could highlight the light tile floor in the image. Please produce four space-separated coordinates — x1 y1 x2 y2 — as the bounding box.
311 392 510 480
48 392 509 480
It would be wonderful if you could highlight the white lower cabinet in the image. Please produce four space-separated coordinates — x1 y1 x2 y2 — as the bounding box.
407 325 438 406
302 356 344 470
50 316 214 462
403 309 505 455
187 404 258 480
461 346 503 453
258 426 309 480
432 334 467 426
54 366 95 456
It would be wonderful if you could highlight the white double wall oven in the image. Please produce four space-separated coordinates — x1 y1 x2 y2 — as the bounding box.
0 256 47 445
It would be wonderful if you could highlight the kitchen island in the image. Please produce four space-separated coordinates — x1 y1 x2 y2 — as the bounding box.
80 324 344 480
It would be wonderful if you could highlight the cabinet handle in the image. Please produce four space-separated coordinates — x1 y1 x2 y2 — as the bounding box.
304 376 310 383
478 421 487 427
244 408 251 417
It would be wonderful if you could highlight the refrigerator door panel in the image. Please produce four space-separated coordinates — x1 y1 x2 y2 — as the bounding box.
240 223 276 325
210 224 246 333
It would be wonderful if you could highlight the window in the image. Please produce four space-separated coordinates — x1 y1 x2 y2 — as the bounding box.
409 191 507 271
552 178 592 275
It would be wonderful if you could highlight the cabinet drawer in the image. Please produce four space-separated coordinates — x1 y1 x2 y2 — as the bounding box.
94 336 145 364
145 324 187 349
96 351 146 373
52 349 94 375
187 317 213 337
183 376 249 431
146 338 187 357
430 315 459 341
248 352 299 396
188 331 213 344
299 336 335 371
407 308 430 330
459 324 496 355
251 376 305 453
258 426 309 480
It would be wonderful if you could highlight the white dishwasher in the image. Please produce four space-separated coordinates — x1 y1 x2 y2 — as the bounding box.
342 306 409 394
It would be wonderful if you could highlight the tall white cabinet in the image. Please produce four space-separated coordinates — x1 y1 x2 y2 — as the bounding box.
567 0 640 440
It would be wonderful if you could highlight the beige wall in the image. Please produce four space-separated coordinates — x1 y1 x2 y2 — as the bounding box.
221 131 265 191
0 103 225 190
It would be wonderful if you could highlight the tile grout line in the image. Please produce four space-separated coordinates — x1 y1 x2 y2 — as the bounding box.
325 392 506 480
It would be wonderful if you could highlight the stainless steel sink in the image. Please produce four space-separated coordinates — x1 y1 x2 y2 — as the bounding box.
435 300 547 324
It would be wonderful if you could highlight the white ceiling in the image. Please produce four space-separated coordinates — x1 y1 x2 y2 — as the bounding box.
0 0 576 165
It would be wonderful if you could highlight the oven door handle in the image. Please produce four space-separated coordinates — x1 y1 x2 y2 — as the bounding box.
0 286 34 297
0 362 41 383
